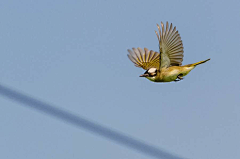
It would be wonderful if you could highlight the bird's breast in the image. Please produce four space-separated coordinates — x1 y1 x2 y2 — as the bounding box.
158 67 181 82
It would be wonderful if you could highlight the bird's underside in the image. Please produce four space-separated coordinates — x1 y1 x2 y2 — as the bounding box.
127 21 210 83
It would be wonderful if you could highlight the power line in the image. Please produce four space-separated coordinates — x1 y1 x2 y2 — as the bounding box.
0 84 187 159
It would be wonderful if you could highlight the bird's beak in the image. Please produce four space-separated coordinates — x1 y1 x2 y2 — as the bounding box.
139 74 149 77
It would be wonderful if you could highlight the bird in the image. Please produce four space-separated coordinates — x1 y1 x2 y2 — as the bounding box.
127 21 210 82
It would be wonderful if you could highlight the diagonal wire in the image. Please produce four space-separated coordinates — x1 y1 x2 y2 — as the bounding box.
0 84 187 159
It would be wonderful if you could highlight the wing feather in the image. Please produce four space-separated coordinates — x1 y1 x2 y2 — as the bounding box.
127 47 160 70
155 22 184 67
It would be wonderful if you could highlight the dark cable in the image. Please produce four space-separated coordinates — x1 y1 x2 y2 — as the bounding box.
0 84 187 159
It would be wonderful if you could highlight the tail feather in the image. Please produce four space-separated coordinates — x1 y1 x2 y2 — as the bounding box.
187 58 210 67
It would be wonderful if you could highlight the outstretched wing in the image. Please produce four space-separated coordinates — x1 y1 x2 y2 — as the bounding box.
155 21 184 67
127 47 160 70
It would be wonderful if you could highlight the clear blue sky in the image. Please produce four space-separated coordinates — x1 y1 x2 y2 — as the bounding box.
1 0 240 159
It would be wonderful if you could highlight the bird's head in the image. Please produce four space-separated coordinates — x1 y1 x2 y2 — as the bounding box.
139 68 157 81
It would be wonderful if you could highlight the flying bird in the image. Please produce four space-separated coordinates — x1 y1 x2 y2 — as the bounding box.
127 22 210 82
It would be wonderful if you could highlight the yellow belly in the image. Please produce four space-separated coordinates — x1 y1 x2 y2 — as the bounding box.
147 66 194 82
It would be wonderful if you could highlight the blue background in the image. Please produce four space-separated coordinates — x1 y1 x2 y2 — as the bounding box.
1 0 240 159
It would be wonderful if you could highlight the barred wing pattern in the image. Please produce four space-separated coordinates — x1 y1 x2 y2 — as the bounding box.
155 22 184 67
127 47 160 70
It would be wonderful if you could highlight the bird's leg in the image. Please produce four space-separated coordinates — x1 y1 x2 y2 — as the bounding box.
178 76 184 80
175 74 184 82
